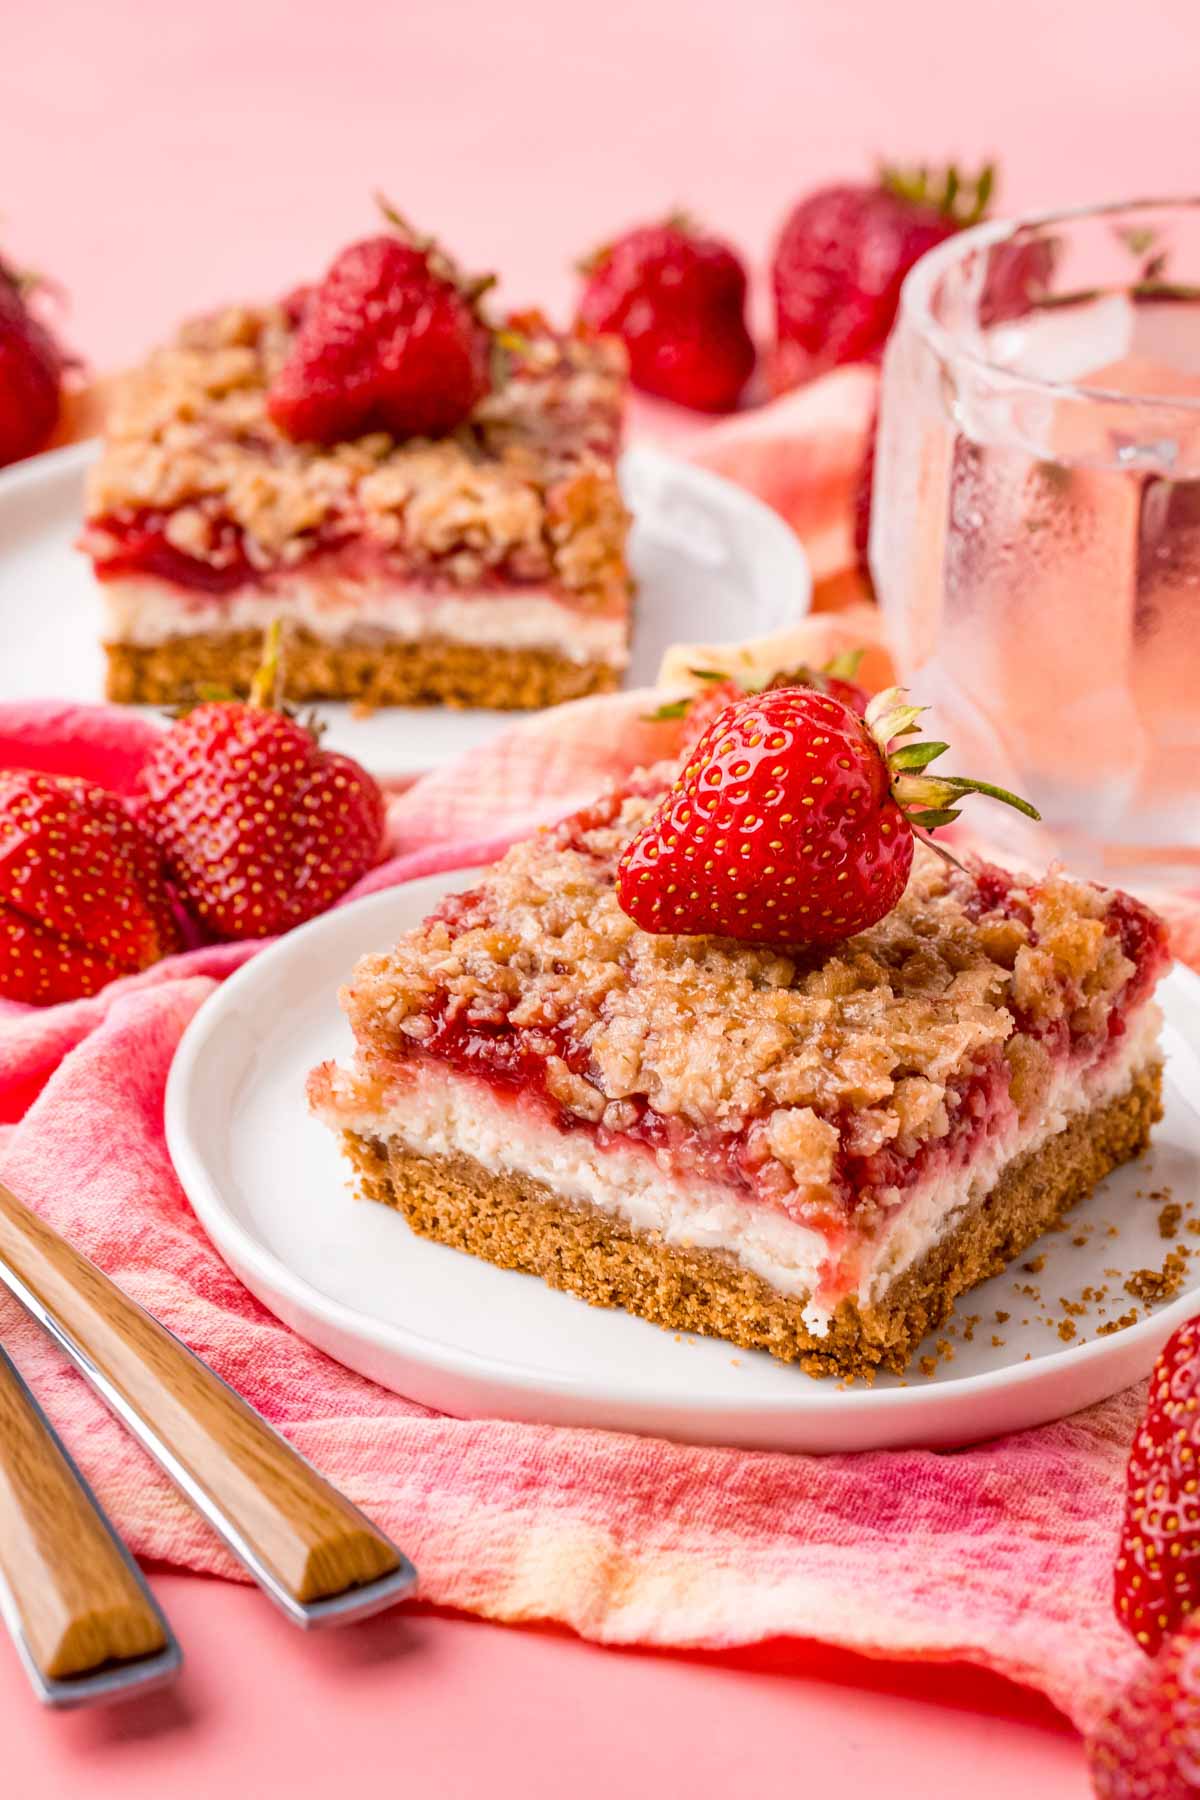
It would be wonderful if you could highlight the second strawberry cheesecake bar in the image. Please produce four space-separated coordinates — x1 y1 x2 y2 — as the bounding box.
82 308 632 709
308 774 1169 1378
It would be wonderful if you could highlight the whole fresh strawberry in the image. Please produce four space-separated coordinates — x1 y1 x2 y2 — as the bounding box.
137 629 386 940
577 215 755 412
268 205 493 444
618 685 1037 944
1087 1612 1200 1798
0 772 179 1004
769 164 995 391
1115 1318 1200 1658
659 654 872 755
0 258 63 468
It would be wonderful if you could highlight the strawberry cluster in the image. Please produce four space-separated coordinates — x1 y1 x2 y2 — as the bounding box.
571 164 1040 575
573 162 1042 425
0 630 386 1005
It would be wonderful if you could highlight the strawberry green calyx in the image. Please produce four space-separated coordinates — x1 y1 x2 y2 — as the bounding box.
864 686 1040 832
823 647 865 682
648 668 737 720
577 212 701 279
647 651 873 726
373 192 497 305
877 161 996 229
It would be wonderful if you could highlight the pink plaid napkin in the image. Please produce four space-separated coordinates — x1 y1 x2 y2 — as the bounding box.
0 679 1194 1739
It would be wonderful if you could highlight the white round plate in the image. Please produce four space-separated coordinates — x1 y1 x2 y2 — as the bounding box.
166 872 1200 1453
0 441 810 780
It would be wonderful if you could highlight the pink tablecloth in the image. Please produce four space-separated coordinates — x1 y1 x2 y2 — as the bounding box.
0 687 1191 1742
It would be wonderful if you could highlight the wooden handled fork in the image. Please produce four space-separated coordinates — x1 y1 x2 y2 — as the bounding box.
0 1344 181 1706
0 1179 417 1629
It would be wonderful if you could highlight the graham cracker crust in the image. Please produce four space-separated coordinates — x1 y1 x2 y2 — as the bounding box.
104 628 621 710
340 1063 1162 1379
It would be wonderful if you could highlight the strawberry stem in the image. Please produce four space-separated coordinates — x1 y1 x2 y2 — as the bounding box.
374 191 425 247
373 193 496 310
249 620 285 710
864 686 1040 831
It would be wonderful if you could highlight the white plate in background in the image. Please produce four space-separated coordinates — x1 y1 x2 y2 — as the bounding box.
0 441 810 779
167 871 1200 1454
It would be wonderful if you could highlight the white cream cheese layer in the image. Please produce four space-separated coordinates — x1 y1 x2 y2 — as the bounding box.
858 999 1163 1314
99 575 628 666
317 1000 1162 1337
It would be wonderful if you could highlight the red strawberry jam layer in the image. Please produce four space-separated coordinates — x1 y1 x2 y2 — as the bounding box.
86 510 605 609
366 1029 1023 1234
360 870 1166 1242
84 304 631 627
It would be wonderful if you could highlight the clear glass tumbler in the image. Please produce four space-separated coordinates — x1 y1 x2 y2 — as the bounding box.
872 198 1200 889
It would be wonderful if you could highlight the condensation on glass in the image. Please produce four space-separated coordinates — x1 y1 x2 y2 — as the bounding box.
873 199 1200 887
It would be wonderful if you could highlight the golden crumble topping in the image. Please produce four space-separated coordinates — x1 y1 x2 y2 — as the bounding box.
83 304 631 610
338 776 1164 1202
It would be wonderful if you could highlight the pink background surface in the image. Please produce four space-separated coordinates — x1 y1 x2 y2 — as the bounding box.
5 0 1199 369
3 1 1196 1790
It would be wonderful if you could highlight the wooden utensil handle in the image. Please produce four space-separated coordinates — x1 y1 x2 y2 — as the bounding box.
0 1348 166 1681
0 1181 402 1611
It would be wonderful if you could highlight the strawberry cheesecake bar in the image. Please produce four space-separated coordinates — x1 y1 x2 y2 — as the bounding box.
308 772 1169 1377
82 307 632 709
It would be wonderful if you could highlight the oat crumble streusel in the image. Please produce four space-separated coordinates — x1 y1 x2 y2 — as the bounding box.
334 773 1163 1225
83 303 631 611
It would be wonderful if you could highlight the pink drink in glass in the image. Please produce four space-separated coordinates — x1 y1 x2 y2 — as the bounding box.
873 201 1200 886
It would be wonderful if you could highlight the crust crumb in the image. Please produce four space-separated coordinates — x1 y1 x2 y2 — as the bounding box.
1125 1250 1188 1305
1098 1310 1140 1337
1159 1201 1183 1240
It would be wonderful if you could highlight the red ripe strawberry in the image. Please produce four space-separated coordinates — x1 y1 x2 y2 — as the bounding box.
268 208 493 445
577 216 755 412
657 656 872 755
617 685 1037 945
280 283 314 329
769 164 995 391
1115 1318 1200 1658
653 676 747 751
137 630 385 940
0 259 63 468
0 772 180 1004
1087 1613 1200 1798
